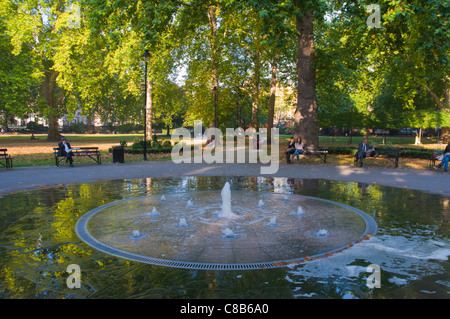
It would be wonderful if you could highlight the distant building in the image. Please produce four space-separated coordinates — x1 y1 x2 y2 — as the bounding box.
12 110 102 129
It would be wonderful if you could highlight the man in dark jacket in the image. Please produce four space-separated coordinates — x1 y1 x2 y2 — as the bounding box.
58 136 74 167
285 136 296 163
354 138 377 167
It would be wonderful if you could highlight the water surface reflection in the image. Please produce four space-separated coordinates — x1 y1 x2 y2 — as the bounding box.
0 176 448 298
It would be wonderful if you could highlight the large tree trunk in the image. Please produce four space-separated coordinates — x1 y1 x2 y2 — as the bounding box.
47 113 60 140
267 55 278 144
43 68 64 141
208 5 219 128
294 11 319 147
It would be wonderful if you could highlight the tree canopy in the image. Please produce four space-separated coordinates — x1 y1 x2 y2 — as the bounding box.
0 0 448 142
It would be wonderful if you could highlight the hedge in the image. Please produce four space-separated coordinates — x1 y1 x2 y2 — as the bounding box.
324 146 434 159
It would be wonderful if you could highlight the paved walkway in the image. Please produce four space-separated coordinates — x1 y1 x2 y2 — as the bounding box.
0 161 449 196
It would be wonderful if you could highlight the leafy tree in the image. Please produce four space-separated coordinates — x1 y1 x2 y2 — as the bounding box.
0 16 41 129
83 0 179 138
0 0 74 140
153 80 187 135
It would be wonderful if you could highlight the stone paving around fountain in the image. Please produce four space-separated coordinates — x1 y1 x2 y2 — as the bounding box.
75 185 375 269
1 161 449 196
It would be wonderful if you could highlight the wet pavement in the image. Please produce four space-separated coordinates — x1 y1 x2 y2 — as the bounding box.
1 160 448 196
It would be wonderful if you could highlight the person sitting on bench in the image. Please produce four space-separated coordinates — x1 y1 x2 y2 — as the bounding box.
58 136 74 167
354 138 378 167
434 143 450 172
285 136 296 164
291 137 305 163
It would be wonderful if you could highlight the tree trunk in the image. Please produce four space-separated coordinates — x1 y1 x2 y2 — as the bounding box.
208 5 219 128
251 87 259 130
43 68 63 141
47 113 60 140
251 52 261 131
267 55 278 144
235 88 243 129
86 111 96 133
1 110 11 130
442 127 450 143
294 11 319 147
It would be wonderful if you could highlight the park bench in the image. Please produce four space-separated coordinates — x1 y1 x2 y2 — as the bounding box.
0 149 13 170
354 148 400 168
302 146 329 163
377 148 400 168
53 147 101 167
430 150 444 169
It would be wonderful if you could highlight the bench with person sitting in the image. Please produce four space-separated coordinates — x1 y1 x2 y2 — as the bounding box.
432 143 450 173
0 149 13 170
354 138 400 168
53 136 101 167
285 136 328 164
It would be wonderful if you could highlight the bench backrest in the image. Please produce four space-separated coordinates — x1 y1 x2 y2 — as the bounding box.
53 147 99 154
53 147 98 150
377 148 400 153
304 146 328 152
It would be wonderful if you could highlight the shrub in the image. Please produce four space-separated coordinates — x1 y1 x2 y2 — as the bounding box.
126 139 172 154
130 140 152 151
325 146 433 159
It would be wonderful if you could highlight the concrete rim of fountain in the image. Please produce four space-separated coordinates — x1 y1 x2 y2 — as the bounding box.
75 189 377 270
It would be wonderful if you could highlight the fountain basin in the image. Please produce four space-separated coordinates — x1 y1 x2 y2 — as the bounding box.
75 190 377 270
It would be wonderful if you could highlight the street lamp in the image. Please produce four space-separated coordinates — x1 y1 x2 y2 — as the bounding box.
143 49 151 161
213 86 218 129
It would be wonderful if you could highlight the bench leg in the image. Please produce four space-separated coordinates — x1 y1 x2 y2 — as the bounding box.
430 159 435 169
395 158 399 168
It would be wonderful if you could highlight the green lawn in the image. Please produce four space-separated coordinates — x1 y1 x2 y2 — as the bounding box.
278 135 442 149
0 133 445 169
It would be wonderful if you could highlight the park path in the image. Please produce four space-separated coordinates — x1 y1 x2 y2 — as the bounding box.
0 160 449 197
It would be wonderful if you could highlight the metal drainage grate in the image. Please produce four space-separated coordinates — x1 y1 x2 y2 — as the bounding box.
75 193 377 270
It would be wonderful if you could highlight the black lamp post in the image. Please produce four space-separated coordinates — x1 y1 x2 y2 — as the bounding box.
213 86 218 129
143 49 150 161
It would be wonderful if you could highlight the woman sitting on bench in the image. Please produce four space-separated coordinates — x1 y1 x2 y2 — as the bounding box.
434 143 450 172
291 137 305 163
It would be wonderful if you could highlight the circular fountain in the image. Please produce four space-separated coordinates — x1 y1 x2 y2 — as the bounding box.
75 182 377 270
